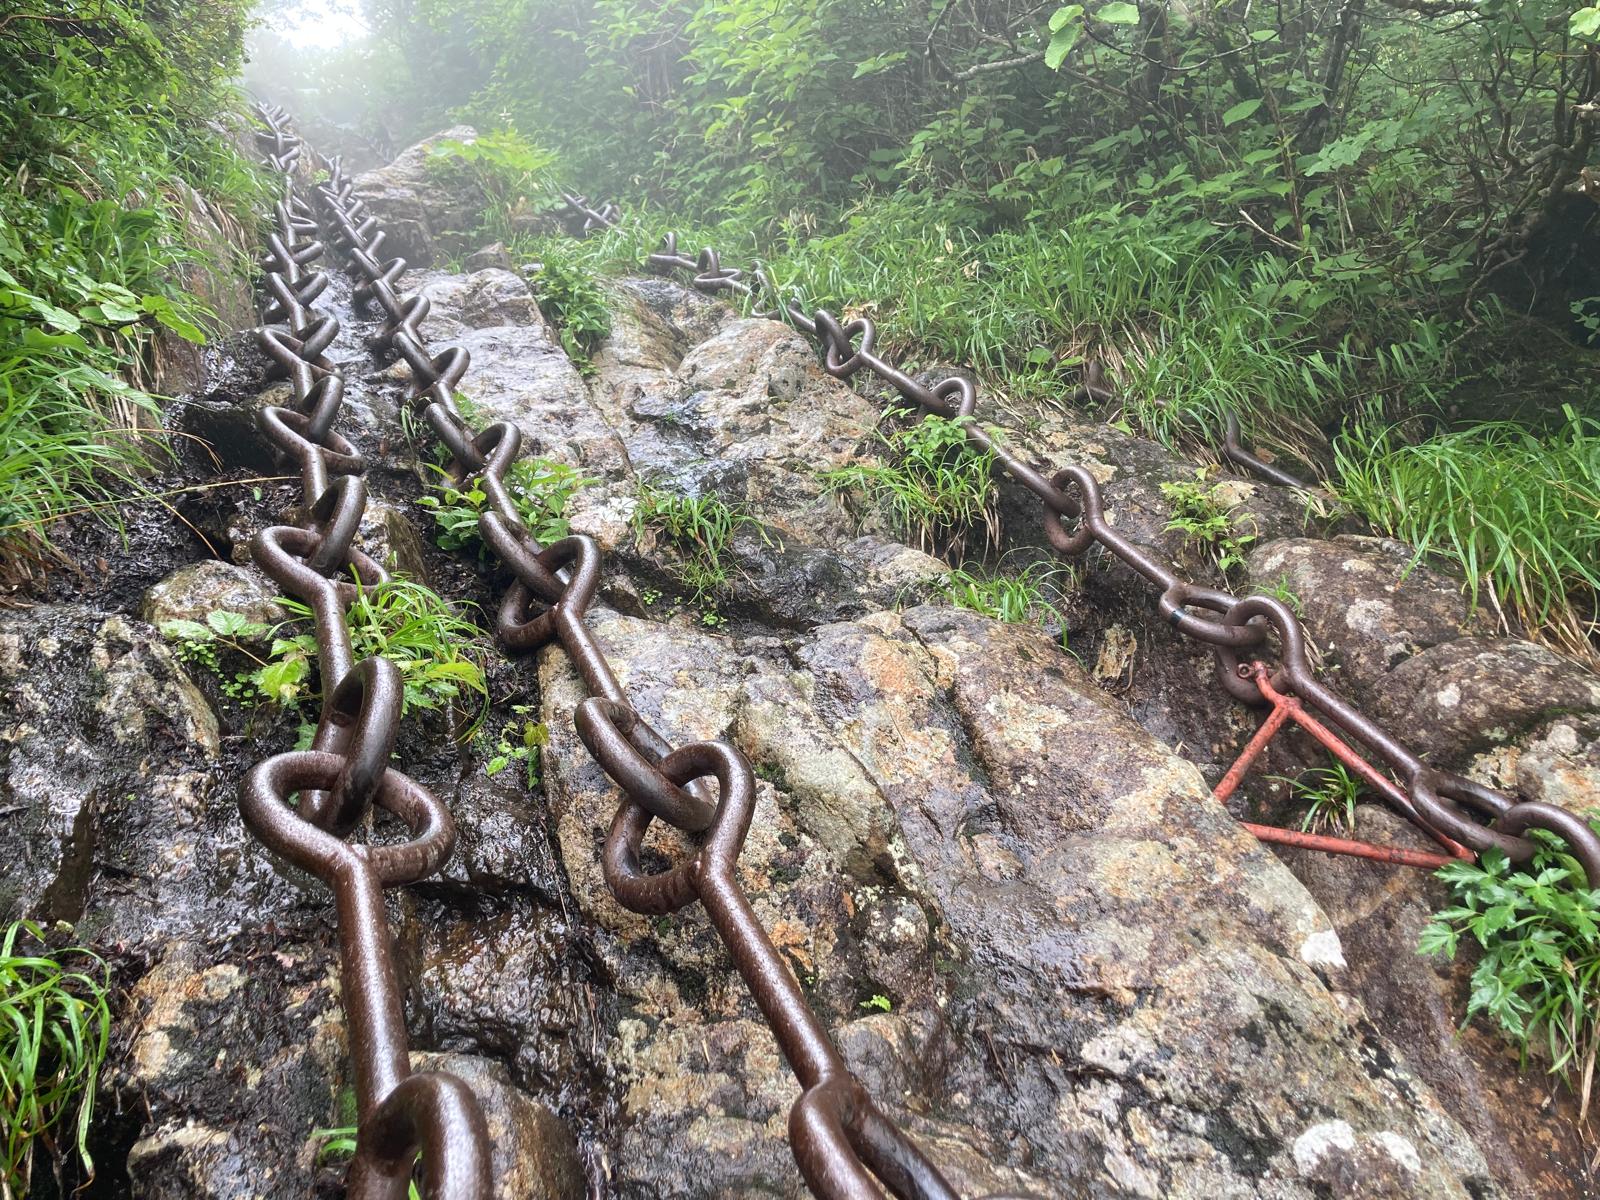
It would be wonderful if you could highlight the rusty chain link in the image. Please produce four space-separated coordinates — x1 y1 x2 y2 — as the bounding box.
305 142 1018 1200
247 105 493 1200
617 225 1600 888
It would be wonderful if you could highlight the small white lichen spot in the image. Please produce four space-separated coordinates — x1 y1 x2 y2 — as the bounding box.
1293 1120 1355 1177
1299 929 1347 970
1435 682 1460 709
1344 598 1390 637
1372 1131 1421 1176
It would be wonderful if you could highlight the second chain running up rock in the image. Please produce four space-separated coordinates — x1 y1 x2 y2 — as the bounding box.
614 224 1600 887
312 151 1026 1200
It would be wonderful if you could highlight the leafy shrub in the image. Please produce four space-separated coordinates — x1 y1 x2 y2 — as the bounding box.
1160 472 1259 580
523 243 612 370
429 129 561 243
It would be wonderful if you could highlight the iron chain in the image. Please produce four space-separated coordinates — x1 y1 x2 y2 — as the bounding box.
310 143 1005 1200
246 106 492 1200
630 217 1600 888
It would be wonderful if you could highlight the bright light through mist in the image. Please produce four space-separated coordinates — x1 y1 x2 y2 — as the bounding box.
273 0 369 47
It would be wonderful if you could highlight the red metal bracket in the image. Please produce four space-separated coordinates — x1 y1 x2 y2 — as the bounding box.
1214 662 1473 870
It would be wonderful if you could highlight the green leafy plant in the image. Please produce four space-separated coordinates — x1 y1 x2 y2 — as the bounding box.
0 3 267 579
287 579 490 731
1161 472 1258 579
941 561 1072 646
429 129 561 244
1419 826 1600 1119
525 245 612 370
820 416 998 554
167 581 490 731
859 993 893 1013
484 706 548 790
631 484 771 600
1 920 112 1199
161 609 315 707
417 457 594 553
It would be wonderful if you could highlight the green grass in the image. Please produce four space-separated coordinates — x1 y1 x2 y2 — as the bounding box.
1420 827 1600 1120
820 415 998 554
631 484 768 600
1334 405 1600 658
312 1124 421 1199
1267 762 1363 836
941 561 1073 646
1 921 112 1199
0 4 268 579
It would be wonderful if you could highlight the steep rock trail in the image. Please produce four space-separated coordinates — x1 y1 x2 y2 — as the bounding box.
4 126 1599 1198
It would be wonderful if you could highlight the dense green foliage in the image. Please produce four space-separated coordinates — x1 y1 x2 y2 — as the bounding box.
277 0 1600 652
0 2 266 578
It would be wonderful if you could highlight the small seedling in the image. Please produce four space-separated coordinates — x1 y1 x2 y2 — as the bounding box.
483 706 548 790
1161 470 1257 578
859 994 893 1013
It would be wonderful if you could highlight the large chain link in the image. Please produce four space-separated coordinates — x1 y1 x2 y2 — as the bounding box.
623 225 1600 889
308 145 1021 1200
247 106 492 1200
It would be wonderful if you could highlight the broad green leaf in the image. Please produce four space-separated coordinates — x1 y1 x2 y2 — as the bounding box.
1095 1 1140 22
1571 6 1600 37
1223 98 1263 126
1049 3 1084 30
1044 25 1081 69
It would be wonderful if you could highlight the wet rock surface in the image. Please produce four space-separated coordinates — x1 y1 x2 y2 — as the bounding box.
19 130 1600 1200
352 126 487 268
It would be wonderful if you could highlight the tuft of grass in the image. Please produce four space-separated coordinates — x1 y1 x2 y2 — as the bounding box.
1268 762 1362 836
820 415 998 555
417 456 594 553
631 484 769 601
1419 825 1600 1121
1 920 112 1200
941 560 1072 647
1334 406 1600 658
